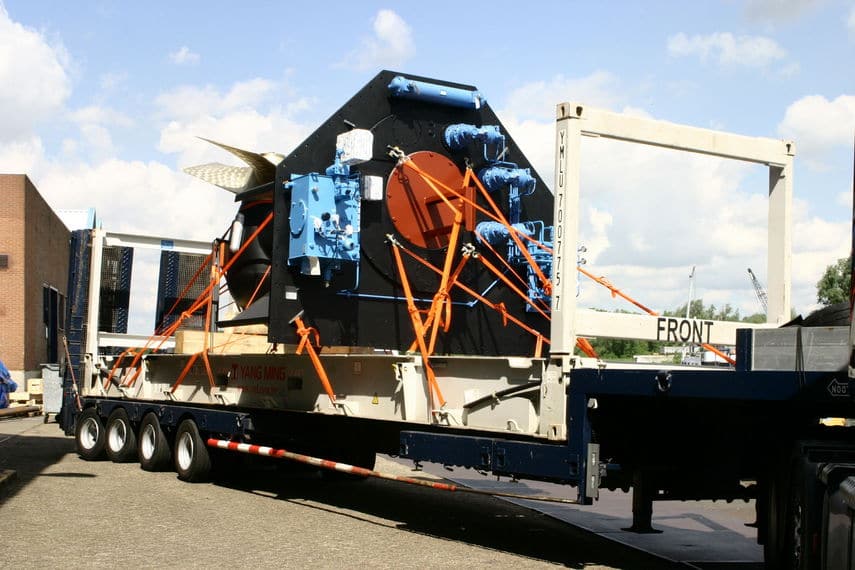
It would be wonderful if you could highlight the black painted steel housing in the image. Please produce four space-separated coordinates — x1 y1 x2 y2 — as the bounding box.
235 71 556 355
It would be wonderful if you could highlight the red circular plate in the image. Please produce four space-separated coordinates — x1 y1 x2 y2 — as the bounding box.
386 151 466 249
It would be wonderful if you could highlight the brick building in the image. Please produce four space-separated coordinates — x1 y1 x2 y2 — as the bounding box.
0 174 70 382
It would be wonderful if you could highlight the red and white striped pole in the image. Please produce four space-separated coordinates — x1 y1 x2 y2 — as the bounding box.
207 438 579 505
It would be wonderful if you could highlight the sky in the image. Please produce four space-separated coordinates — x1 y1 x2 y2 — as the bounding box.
0 0 853 333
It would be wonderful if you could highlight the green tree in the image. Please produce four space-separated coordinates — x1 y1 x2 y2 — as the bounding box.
665 300 742 322
817 257 851 306
586 337 662 361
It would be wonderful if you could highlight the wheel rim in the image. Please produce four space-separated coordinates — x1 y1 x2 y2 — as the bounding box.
79 417 100 450
177 431 194 471
791 499 803 567
141 424 156 460
108 419 127 452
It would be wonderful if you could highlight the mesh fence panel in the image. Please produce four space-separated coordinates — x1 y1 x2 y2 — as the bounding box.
155 251 208 331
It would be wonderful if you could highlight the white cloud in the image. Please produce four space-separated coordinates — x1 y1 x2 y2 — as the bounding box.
582 207 613 265
60 138 77 156
0 136 44 175
791 210 850 308
848 5 855 34
502 71 622 122
0 10 319 334
496 73 846 317
0 5 71 140
154 79 312 167
667 32 787 68
337 9 415 71
37 158 235 240
169 45 200 65
155 78 277 120
496 71 625 179
778 94 855 168
64 106 135 160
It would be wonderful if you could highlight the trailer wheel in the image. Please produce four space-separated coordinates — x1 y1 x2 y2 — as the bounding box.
784 457 823 570
174 419 211 483
75 408 106 460
105 408 137 463
762 474 785 568
138 412 171 471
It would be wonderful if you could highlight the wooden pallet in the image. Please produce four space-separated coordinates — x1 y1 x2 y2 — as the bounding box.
9 390 43 410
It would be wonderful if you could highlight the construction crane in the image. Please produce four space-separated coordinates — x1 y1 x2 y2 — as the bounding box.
747 268 768 314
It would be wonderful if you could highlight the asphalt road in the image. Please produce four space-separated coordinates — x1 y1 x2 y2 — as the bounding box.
0 416 677 569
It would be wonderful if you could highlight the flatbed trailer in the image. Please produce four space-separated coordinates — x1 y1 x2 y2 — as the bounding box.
57 72 855 569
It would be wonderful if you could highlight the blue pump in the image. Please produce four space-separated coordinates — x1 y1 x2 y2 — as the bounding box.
444 124 506 161
479 164 537 224
444 122 552 310
287 149 361 285
476 220 553 310
479 165 536 197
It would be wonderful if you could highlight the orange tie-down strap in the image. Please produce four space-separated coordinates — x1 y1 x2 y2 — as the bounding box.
468 169 551 296
121 212 274 389
388 237 447 408
400 159 552 257
400 159 552 304
406 252 472 353
104 348 135 390
292 315 337 405
396 157 556 345
577 266 732 365
396 242 550 358
475 227 550 315
576 337 598 359
394 158 466 359
156 249 214 335
397 158 597 360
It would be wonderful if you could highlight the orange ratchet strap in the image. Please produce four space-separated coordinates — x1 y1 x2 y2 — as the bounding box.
578 266 734 365
401 160 552 256
396 158 465 358
157 250 214 335
469 169 552 296
388 235 447 408
397 243 549 356
122 212 274 388
292 313 336 405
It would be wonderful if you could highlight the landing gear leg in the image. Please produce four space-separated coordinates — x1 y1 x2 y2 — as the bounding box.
623 471 661 534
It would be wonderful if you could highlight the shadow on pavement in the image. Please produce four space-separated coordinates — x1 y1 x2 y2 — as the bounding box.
212 461 683 569
0 419 76 503
0 418 762 569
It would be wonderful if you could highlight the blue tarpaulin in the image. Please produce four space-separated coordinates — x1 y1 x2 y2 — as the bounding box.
0 358 18 409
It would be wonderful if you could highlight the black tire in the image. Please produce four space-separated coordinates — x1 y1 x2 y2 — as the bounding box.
174 419 211 482
800 302 850 327
763 473 785 568
105 408 137 463
75 408 106 461
783 457 824 570
138 412 171 472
